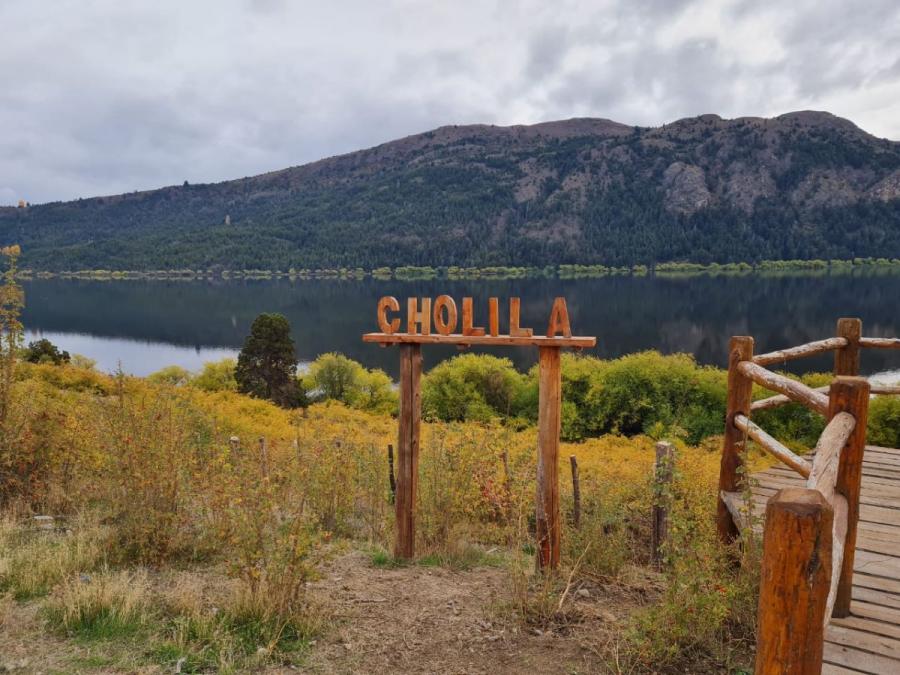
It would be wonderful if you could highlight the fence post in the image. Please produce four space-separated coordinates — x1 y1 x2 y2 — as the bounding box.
755 487 833 675
395 344 422 559
570 455 580 530
536 346 562 571
652 441 675 565
717 336 754 544
834 318 861 377
829 376 870 617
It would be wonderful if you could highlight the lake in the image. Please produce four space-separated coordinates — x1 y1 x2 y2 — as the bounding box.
20 273 900 379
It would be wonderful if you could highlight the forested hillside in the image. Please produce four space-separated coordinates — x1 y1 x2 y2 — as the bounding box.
2 111 899 271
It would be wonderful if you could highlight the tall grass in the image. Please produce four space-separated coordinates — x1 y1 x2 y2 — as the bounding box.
44 568 152 639
0 511 110 600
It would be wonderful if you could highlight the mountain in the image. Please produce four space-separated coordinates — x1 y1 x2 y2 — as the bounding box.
2 111 900 271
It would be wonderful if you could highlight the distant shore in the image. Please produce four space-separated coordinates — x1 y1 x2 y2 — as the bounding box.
16 257 900 282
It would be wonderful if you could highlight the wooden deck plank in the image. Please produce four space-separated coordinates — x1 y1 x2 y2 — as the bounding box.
825 625 900 660
823 641 900 674
749 445 900 674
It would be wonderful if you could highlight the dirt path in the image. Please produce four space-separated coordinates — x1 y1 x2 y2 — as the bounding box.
0 550 646 674
300 551 637 675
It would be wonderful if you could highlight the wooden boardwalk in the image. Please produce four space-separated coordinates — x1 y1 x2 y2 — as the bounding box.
747 445 900 673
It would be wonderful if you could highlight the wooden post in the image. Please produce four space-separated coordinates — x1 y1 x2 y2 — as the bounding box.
829 376 870 617
717 336 754 544
387 444 396 504
755 488 833 675
652 441 675 564
834 318 861 376
395 344 422 559
569 455 580 530
536 346 562 571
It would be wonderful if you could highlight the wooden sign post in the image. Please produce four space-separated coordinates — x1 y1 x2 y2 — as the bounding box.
363 295 596 570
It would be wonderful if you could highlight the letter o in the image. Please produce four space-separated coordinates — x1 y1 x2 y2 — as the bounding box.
433 295 458 335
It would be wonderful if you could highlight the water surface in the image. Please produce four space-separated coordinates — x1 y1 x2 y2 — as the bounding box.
20 273 900 377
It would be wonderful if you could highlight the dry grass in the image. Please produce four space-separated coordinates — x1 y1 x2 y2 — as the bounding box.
0 511 110 600
44 568 152 639
0 362 776 672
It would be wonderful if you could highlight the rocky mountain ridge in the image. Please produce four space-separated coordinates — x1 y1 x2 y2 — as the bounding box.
2 111 898 270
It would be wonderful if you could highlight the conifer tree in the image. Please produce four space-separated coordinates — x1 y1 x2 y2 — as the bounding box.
235 313 301 407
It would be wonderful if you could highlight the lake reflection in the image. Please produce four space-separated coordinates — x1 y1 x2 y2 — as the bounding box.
20 273 900 377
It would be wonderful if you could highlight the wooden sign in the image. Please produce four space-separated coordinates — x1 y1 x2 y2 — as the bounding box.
363 295 596 347
363 296 596 570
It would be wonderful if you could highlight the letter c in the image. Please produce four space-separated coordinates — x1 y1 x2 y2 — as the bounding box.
377 296 400 333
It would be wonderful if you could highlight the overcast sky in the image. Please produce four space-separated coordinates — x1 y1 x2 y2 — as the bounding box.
2 0 898 205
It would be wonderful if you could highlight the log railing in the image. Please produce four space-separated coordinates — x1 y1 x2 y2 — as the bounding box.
714 318 898 674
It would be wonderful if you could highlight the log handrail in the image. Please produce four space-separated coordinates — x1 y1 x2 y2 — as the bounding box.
737 360 830 415
806 412 855 501
733 414 812 477
752 337 848 366
751 385 829 412
752 383 898 412
859 336 900 350
749 377 870 673
720 320 887 672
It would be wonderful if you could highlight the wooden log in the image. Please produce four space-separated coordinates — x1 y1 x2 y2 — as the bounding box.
830 377 871 618
755 488 833 675
734 414 812 478
737 360 830 415
751 386 829 412
807 412 856 501
362 332 597 348
859 337 900 350
807 410 855 624
387 444 396 504
536 346 562 571
395 343 422 559
834 318 861 376
652 441 675 564
871 385 900 395
825 494 848 624
753 337 848 367
570 455 580 530
718 336 754 544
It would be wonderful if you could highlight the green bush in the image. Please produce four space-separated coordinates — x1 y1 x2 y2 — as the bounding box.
517 352 727 443
148 365 193 387
421 353 529 423
302 353 397 414
192 358 237 392
869 396 900 448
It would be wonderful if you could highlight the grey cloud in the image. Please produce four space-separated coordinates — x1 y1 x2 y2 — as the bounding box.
1 0 898 205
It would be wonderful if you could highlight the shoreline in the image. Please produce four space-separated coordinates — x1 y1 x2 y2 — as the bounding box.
16 257 900 282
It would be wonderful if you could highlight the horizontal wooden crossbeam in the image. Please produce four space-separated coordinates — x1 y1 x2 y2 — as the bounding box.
362 332 597 348
752 337 848 366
